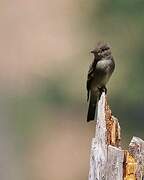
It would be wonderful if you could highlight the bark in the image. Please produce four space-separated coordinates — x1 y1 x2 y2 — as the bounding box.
88 93 144 180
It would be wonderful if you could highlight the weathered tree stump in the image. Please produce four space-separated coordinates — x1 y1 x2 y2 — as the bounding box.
88 93 144 180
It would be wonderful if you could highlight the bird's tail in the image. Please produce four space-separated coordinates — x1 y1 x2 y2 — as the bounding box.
87 89 99 122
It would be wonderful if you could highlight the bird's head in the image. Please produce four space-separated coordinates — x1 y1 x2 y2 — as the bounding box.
91 42 111 59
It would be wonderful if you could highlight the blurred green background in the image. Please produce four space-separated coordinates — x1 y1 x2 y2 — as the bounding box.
0 0 144 179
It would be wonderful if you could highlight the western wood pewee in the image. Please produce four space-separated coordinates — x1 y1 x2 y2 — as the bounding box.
87 42 115 122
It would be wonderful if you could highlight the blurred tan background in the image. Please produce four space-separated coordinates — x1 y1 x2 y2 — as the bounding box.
0 0 144 179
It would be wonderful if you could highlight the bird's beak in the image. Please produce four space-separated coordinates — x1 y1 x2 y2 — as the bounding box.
91 50 95 54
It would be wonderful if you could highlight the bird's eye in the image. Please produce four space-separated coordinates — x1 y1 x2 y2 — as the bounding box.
102 47 109 51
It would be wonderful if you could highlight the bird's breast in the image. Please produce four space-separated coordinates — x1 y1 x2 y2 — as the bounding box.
92 59 114 87
96 59 112 71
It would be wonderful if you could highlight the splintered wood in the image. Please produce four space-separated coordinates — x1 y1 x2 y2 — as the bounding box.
105 100 121 148
124 151 137 180
88 93 144 180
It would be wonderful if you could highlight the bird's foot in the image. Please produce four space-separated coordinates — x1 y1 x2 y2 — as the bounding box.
99 86 107 94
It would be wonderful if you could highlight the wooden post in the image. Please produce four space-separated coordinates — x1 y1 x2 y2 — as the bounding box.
88 93 144 180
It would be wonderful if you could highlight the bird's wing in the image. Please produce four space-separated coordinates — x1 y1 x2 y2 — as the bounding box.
86 62 95 101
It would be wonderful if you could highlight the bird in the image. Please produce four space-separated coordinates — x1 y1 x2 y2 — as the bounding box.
87 42 115 122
